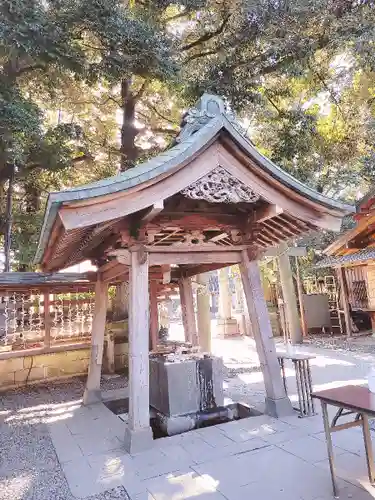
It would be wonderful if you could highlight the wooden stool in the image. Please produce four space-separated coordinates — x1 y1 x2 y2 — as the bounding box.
277 352 316 417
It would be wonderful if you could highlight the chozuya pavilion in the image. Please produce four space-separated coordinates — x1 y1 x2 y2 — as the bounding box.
34 94 353 453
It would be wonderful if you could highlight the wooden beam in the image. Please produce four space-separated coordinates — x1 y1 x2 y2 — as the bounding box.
107 249 131 265
99 260 128 282
140 201 164 224
145 244 247 253
149 251 242 266
263 246 307 258
152 213 239 230
253 204 283 223
177 263 230 278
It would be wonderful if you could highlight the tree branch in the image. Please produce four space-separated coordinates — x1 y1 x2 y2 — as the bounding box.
185 49 219 63
264 93 283 115
150 127 177 135
181 14 231 52
165 11 190 23
14 64 45 76
103 95 122 107
308 63 346 119
145 102 176 125
71 154 93 164
134 79 149 102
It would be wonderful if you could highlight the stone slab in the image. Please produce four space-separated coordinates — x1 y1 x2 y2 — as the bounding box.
149 356 224 417
144 469 227 500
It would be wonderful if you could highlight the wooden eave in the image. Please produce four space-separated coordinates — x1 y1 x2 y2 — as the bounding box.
324 211 375 256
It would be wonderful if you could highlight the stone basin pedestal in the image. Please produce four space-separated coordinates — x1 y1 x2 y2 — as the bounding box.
149 355 225 435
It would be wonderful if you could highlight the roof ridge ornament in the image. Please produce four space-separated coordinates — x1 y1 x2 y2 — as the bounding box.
176 93 246 142
181 166 260 204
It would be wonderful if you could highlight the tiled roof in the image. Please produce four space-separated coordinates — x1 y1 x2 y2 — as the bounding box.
315 249 375 268
0 272 95 286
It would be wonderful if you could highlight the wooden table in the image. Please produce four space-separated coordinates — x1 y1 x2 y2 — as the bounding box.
312 385 375 498
277 351 316 417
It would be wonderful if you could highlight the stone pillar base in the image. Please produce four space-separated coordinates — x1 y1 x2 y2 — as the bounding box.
83 388 101 406
216 318 240 338
265 396 294 418
124 426 153 454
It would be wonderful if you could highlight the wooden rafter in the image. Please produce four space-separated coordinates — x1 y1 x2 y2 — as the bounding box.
280 214 310 232
265 217 301 237
257 232 275 245
259 226 283 244
262 220 291 240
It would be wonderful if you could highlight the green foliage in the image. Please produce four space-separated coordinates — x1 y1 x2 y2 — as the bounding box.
3 0 375 270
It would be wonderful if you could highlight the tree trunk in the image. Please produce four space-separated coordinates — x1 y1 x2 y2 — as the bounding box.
24 181 41 213
120 79 138 172
4 164 14 272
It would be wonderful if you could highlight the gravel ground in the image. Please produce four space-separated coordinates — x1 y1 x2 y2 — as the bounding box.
0 377 130 500
303 334 375 354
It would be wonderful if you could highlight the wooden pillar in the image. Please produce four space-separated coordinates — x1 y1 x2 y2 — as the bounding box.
337 266 352 337
217 267 239 337
278 251 302 344
295 256 307 338
178 277 198 345
124 248 153 453
179 280 187 340
83 278 108 405
113 281 128 320
104 332 115 374
196 273 211 352
219 267 231 319
240 250 293 417
150 280 159 351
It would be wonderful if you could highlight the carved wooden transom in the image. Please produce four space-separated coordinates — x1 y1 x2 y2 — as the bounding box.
181 167 260 204
146 228 259 247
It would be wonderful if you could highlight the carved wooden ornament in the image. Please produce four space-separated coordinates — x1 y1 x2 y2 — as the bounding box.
181 167 260 204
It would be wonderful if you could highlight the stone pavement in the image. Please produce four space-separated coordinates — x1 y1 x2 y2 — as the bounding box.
47 400 375 499
3 333 375 499
47 332 375 500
